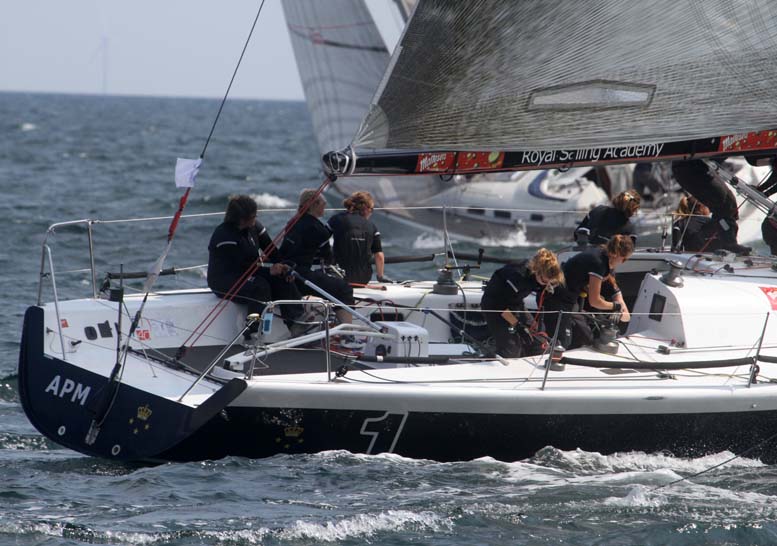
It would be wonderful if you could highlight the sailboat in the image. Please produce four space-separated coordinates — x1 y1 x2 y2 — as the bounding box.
18 0 777 463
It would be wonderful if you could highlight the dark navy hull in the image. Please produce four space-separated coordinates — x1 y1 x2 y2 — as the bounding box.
161 404 777 463
20 306 777 464
18 306 245 462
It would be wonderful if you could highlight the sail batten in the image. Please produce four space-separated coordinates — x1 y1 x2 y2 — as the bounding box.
348 0 777 159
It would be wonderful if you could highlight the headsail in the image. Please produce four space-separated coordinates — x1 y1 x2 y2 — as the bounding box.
282 0 390 155
282 0 451 231
327 0 777 176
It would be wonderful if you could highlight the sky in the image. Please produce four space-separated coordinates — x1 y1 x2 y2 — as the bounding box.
0 0 403 100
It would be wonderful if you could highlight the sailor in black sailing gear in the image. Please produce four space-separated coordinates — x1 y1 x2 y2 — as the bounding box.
671 159 751 254
327 191 389 284
280 189 355 324
481 248 564 358
207 195 301 340
671 194 714 252
574 189 640 245
544 235 633 350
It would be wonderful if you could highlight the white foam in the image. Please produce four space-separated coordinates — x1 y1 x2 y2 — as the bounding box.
251 192 293 209
537 447 764 475
278 510 452 542
412 232 451 249
477 229 531 248
20 122 36 131
603 484 666 508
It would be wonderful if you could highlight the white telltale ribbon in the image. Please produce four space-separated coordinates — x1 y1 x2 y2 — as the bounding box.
175 157 202 188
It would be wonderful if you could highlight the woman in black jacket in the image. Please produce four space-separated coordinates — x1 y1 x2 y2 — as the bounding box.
574 189 640 245
207 195 300 339
481 248 564 358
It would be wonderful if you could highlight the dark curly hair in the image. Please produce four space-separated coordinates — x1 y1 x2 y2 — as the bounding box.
224 195 257 226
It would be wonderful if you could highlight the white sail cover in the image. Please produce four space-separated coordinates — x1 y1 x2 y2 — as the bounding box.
353 0 777 152
282 0 390 155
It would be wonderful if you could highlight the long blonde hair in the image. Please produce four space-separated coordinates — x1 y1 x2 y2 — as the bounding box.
528 248 564 286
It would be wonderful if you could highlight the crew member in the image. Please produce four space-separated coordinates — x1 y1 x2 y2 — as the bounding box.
544 234 634 350
671 194 714 252
280 189 355 324
480 248 564 358
328 191 389 284
574 190 640 245
671 159 750 254
207 195 301 340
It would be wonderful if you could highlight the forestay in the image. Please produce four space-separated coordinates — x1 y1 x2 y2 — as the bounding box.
331 0 777 176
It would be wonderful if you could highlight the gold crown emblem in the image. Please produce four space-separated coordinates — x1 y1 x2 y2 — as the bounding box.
284 426 304 438
136 404 153 421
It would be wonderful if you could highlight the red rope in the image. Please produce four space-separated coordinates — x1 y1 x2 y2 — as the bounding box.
167 188 191 242
527 287 551 346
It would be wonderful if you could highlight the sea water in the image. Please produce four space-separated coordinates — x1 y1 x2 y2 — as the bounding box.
2 92 777 545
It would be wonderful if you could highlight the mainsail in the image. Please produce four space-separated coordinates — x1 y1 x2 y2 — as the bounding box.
326 0 777 176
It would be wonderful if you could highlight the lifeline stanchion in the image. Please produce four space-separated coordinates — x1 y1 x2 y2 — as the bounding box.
541 311 563 391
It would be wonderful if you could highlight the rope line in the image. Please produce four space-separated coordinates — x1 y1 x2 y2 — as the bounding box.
200 0 267 159
651 431 777 492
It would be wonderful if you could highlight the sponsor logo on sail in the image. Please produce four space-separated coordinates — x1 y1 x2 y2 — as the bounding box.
417 152 453 173
520 143 665 167
720 130 777 153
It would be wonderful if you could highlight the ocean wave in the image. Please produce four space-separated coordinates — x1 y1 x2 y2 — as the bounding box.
19 122 37 132
307 449 435 466
0 520 271 546
278 510 452 542
251 192 293 209
0 510 452 545
477 229 531 248
412 233 451 250
530 446 765 475
0 432 51 451
0 374 18 403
